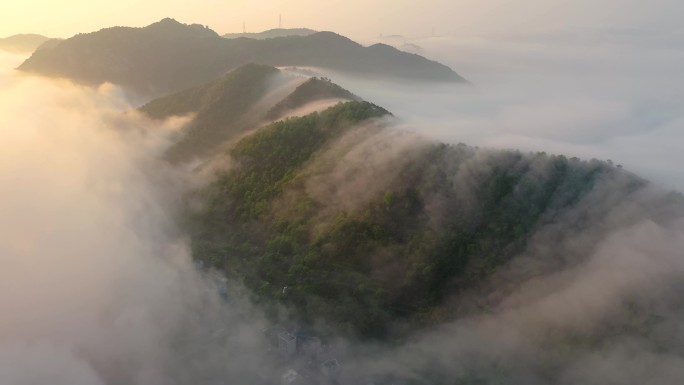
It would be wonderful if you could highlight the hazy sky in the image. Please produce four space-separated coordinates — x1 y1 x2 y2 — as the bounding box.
2 0 683 39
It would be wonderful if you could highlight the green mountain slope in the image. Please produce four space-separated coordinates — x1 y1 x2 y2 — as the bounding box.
18 18 467 97
191 102 393 338
135 64 684 382
187 98 680 340
140 64 362 163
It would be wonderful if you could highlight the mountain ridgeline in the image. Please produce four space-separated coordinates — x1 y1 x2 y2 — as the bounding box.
223 28 317 39
0 34 50 53
135 65 684 347
140 64 361 163
263 75 360 121
191 118 679 339
18 18 467 97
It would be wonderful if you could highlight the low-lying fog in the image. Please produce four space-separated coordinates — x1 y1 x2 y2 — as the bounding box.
348 28 684 192
0 52 270 385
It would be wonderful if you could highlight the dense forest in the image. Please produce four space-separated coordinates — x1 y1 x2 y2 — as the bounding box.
187 98 667 340
134 65 684 382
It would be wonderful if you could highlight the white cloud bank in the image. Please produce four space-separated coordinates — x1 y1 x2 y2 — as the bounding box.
348 26 684 192
0 52 269 385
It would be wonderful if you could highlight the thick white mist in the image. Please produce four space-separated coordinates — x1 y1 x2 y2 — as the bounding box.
0 53 266 385
346 29 684 192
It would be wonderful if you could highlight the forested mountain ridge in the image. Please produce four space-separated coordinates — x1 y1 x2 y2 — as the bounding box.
117 48 684 382
135 64 684 344
139 64 361 163
186 96 683 341
17 18 467 98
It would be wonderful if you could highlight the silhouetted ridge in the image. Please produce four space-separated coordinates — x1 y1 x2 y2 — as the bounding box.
0 33 50 53
145 17 218 38
223 28 317 39
190 100 669 340
18 19 467 97
141 64 282 162
19 20 227 96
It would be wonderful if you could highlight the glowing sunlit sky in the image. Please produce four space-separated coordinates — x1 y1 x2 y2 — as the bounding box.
2 0 683 40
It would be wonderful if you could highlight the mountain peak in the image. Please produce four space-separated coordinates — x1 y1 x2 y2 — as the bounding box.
156 17 181 25
145 17 219 37
309 31 358 44
144 17 184 30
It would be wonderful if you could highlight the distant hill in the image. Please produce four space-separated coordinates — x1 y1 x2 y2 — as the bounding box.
19 19 222 96
398 42 423 54
140 64 359 163
18 18 467 97
223 28 316 39
264 76 360 121
0 34 50 53
141 64 282 163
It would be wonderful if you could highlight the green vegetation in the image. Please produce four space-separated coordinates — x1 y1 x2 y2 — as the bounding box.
193 101 392 336
198 100 388 220
190 100 634 340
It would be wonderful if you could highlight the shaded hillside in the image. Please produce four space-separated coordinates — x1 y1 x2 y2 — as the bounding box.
224 28 316 39
34 38 66 52
19 19 223 96
0 34 50 53
140 64 364 163
191 104 393 332
188 98 681 341
264 77 360 120
140 64 282 163
18 18 466 97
